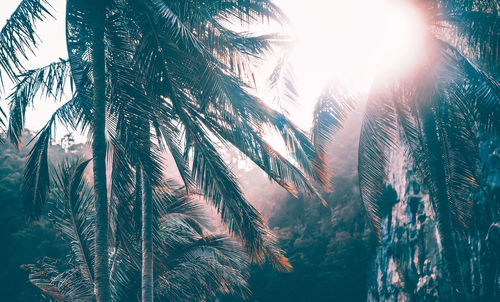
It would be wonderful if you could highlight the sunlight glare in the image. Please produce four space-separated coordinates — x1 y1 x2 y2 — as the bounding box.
278 0 427 100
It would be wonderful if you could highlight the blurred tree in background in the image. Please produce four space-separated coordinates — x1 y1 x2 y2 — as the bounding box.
0 131 87 301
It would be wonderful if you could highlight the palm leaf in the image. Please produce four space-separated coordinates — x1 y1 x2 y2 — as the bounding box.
311 83 357 172
22 116 53 222
0 0 53 86
438 40 500 135
51 158 95 284
22 96 85 222
7 60 72 147
443 9 499 75
358 88 397 236
23 259 67 302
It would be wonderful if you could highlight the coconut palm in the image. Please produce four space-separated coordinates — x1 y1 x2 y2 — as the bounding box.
0 1 110 299
313 0 499 300
3 1 327 301
85 1 110 300
24 158 251 301
106 2 328 300
105 1 329 299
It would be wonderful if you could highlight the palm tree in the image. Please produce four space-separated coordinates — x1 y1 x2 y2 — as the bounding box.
106 1 329 299
313 0 499 300
108 2 330 300
0 0 111 298
88 1 111 300
24 158 251 301
3 1 327 301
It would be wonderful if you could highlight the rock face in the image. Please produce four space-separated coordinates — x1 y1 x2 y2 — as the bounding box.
367 139 500 301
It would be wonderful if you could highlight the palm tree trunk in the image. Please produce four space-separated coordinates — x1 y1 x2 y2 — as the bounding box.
141 128 154 302
89 2 110 301
134 166 142 236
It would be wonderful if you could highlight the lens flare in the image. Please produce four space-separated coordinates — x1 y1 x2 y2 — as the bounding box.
279 0 427 96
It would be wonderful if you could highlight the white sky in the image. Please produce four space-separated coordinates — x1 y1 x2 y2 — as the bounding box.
1 0 426 142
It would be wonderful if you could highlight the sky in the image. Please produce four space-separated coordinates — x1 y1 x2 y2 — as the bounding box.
1 0 426 141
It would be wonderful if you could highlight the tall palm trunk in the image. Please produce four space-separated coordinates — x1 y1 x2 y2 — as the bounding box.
141 124 154 302
89 1 110 301
134 166 143 236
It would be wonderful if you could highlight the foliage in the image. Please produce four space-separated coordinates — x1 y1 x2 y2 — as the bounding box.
24 159 252 301
313 0 499 299
1 0 328 275
234 123 372 302
249 188 369 301
0 132 73 302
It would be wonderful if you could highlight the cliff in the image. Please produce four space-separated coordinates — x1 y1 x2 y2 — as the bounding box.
368 139 500 301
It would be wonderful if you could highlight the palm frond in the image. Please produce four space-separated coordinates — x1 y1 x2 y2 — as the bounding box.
199 105 318 199
8 60 72 147
442 8 499 75
311 84 356 169
26 160 97 301
155 235 250 301
438 40 500 135
109 247 135 302
268 110 330 190
22 96 86 222
411 80 480 229
144 0 210 57
22 116 53 222
51 158 95 284
109 174 252 300
187 120 290 270
414 87 468 295
65 0 93 108
174 0 285 24
266 49 298 108
0 106 6 137
108 135 137 246
0 0 53 86
358 89 397 236
156 123 195 190
23 259 67 302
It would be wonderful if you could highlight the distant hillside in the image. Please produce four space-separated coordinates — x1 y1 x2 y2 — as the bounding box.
0 131 88 302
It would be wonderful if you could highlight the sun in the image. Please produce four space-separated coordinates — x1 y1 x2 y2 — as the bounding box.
275 0 427 122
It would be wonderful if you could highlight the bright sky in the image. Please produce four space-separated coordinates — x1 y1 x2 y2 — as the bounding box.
1 0 426 140
272 0 426 128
